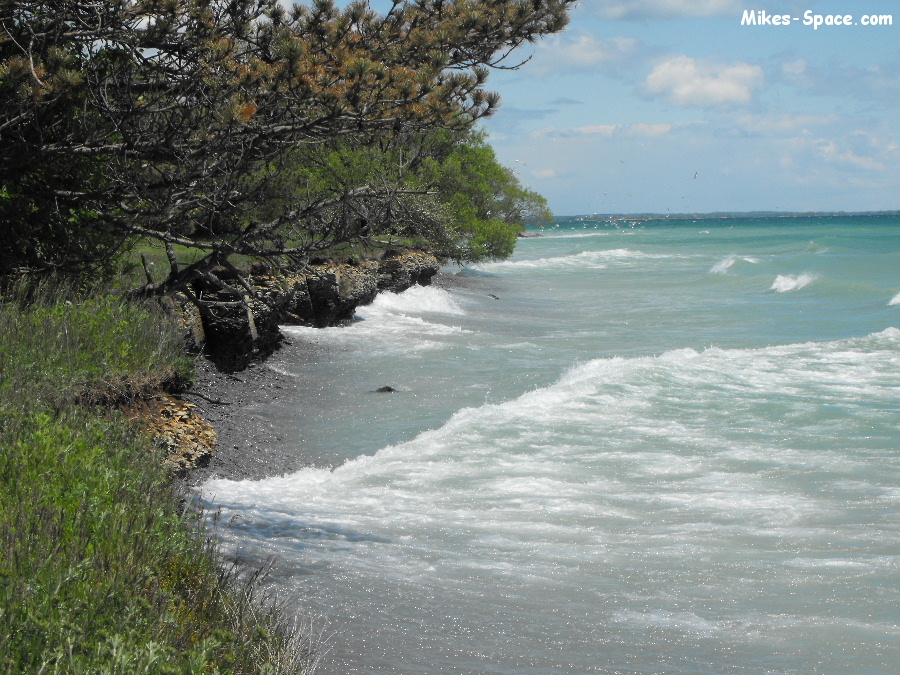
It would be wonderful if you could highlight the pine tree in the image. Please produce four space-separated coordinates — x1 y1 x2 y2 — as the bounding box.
1 0 571 302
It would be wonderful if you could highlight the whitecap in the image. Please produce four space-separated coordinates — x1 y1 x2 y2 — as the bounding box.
710 256 736 274
710 256 761 274
279 285 472 355
475 248 676 272
889 291 900 306
770 273 818 293
369 285 465 315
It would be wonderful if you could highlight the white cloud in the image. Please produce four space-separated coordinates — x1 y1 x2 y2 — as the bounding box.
644 55 764 107
531 32 641 76
591 0 741 20
532 121 680 138
531 125 611 138
780 59 809 79
573 124 619 136
814 139 886 171
735 112 835 136
625 123 673 136
775 127 896 178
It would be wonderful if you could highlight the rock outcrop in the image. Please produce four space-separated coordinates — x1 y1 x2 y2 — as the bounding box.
147 250 439 468
184 250 441 371
123 396 217 474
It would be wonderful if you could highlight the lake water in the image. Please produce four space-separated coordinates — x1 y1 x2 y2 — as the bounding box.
202 214 899 675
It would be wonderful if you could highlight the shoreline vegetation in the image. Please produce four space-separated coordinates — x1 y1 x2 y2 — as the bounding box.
0 279 319 674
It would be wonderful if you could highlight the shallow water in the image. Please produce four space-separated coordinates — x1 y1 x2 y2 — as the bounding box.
203 215 899 675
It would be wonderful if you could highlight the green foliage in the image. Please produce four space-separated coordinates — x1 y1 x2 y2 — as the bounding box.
0 407 312 674
259 129 552 263
0 169 123 279
0 14 125 279
0 281 194 408
418 130 553 261
0 288 312 674
1 0 571 299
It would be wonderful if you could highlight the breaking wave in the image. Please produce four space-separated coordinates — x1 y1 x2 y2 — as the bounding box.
770 273 819 293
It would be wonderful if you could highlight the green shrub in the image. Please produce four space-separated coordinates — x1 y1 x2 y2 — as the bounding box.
0 287 313 674
0 407 313 674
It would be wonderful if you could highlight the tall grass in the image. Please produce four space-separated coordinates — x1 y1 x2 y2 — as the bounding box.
0 278 194 408
0 284 315 674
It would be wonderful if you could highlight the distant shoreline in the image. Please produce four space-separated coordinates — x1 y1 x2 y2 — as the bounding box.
553 210 900 223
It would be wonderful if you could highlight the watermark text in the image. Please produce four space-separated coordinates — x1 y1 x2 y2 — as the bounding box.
741 9 893 29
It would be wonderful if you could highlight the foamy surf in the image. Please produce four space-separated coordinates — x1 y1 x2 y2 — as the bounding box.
473 248 677 272
368 284 465 315
281 286 472 355
206 330 899 527
770 272 818 292
204 328 899 674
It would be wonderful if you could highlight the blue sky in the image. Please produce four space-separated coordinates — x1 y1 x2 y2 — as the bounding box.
476 0 899 216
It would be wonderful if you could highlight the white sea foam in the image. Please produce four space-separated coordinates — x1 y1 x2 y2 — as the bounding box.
206 329 899 527
368 284 465 315
205 215 898 675
474 248 677 272
770 273 819 292
207 333 898 675
710 256 736 273
889 291 900 306
280 285 471 354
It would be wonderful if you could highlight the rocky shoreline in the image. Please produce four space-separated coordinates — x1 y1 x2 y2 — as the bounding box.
148 250 442 483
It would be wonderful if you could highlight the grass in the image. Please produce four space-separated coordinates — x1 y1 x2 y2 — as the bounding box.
0 280 194 407
114 239 213 292
0 281 316 674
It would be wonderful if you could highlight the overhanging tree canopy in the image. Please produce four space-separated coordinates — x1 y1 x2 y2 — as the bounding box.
1 0 571 303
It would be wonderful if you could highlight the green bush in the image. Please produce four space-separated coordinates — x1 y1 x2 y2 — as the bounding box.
0 288 313 674
0 407 314 674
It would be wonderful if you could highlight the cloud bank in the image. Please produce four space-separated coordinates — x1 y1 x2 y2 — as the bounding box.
644 55 764 107
592 0 741 20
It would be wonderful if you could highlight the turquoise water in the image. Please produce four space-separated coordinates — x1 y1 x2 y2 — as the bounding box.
203 214 899 675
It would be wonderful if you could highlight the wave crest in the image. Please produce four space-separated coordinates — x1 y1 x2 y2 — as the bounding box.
710 257 736 274
770 273 818 293
476 249 675 272
370 285 464 315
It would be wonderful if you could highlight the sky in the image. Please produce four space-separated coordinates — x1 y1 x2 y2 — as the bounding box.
472 0 900 216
